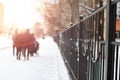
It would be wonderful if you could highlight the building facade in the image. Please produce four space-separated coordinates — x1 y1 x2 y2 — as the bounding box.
0 2 4 34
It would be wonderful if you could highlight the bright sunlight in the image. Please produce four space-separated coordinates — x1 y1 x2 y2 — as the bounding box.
0 0 44 29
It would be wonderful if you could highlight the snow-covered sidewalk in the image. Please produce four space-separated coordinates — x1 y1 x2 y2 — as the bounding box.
0 36 70 80
0 36 12 49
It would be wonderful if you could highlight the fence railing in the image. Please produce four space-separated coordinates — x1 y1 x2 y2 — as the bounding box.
54 0 120 80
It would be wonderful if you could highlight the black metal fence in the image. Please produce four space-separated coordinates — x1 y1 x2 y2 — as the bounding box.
54 0 120 80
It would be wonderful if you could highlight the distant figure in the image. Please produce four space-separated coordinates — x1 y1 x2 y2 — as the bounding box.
23 29 35 44
12 28 39 60
27 40 39 56
12 29 18 56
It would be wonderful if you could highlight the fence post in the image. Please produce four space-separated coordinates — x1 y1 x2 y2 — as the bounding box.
79 15 88 80
106 0 117 80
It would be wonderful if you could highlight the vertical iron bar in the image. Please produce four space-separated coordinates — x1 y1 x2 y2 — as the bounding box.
106 0 116 80
115 46 119 80
79 15 87 80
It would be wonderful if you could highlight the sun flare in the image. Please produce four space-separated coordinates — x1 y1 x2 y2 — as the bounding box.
0 0 44 29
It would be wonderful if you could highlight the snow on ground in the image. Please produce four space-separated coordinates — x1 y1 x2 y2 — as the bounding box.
0 36 12 49
0 36 70 80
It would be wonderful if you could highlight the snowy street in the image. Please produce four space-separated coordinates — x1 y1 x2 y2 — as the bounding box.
0 36 70 80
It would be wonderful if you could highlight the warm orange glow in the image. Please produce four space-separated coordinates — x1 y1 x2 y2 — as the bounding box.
1 0 44 29
116 19 120 31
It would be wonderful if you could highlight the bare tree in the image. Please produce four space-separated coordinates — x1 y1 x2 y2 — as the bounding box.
35 0 79 36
